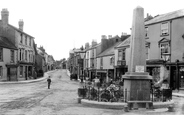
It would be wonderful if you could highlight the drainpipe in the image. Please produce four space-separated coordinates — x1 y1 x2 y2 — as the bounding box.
169 20 172 89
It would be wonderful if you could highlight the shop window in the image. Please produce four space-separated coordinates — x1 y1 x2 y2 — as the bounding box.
0 48 3 61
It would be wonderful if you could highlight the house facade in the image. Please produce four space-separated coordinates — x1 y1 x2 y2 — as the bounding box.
0 8 35 81
145 9 184 90
0 36 18 81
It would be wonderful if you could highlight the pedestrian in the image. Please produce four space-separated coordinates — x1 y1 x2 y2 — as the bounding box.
47 76 51 89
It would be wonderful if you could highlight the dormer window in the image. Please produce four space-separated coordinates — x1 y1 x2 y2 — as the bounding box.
161 22 169 36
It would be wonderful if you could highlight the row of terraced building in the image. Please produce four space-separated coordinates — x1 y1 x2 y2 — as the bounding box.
68 8 184 90
0 8 55 81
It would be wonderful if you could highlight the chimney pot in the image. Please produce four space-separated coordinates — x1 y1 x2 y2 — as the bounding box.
18 19 24 31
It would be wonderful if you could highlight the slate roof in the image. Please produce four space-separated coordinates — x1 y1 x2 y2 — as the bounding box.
145 9 184 25
115 36 131 48
87 43 101 50
0 20 34 38
0 36 17 50
97 42 122 58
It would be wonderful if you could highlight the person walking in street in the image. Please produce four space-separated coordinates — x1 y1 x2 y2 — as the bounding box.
47 76 51 89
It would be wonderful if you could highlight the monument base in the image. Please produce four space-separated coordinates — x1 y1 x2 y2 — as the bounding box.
122 72 153 109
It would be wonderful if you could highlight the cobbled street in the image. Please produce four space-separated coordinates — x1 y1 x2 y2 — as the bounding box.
0 69 183 115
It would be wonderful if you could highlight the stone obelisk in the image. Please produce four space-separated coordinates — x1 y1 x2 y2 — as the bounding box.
122 6 152 109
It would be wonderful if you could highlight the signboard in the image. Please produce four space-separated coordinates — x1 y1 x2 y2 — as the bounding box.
135 65 144 73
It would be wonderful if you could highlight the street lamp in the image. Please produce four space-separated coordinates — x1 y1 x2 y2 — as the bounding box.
78 51 86 83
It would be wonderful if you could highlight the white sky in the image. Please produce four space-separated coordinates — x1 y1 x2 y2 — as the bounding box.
0 0 184 60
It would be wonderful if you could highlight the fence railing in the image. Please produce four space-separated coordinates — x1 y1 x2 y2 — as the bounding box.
78 81 172 103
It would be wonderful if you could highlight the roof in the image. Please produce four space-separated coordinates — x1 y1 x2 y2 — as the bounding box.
97 42 122 58
0 20 34 38
145 9 184 25
0 36 17 50
115 36 131 48
9 24 34 38
87 43 101 50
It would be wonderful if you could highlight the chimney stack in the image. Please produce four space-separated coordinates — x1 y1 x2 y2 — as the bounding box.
1 8 9 28
101 35 108 52
108 35 112 39
85 42 90 49
18 19 24 31
91 39 97 46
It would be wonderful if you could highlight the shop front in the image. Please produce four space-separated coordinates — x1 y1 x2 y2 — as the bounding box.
6 64 18 81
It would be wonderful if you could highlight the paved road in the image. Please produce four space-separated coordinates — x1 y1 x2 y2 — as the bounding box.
0 69 183 115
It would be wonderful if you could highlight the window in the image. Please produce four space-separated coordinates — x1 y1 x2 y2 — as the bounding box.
145 27 148 38
161 43 169 54
92 49 94 58
91 59 94 67
19 49 21 61
0 48 3 61
161 22 169 36
160 43 170 60
25 36 27 45
146 46 149 59
22 49 24 61
25 50 27 61
10 50 14 63
33 55 34 63
118 49 126 61
29 38 31 46
20 34 23 43
122 49 125 60
118 50 122 61
0 66 2 79
110 56 114 65
100 57 103 67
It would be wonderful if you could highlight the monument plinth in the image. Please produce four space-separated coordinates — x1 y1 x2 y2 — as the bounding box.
122 6 153 109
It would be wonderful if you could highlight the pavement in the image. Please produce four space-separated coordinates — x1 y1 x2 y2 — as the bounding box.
0 69 57 84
